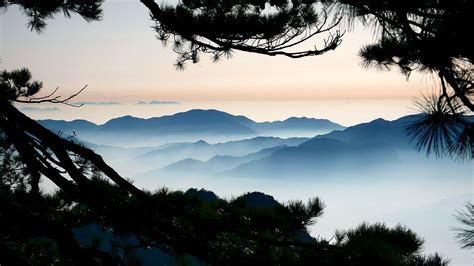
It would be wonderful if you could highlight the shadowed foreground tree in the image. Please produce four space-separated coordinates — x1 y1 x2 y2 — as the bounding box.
453 202 474 249
0 0 104 32
0 0 468 264
137 0 473 160
139 0 345 69
1 68 449 265
338 0 473 160
5 0 471 159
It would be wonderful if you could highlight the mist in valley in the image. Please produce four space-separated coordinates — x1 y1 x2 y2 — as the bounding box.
38 110 473 265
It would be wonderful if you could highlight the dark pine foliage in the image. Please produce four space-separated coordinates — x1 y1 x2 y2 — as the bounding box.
0 68 449 265
338 0 474 159
140 0 344 69
3 0 472 159
1 0 472 264
138 0 474 160
0 133 449 265
0 0 103 32
453 202 474 249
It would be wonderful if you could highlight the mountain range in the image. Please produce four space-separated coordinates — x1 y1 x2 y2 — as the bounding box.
112 137 308 176
158 145 287 175
42 110 471 265
219 116 414 178
39 110 471 182
140 114 471 181
38 109 344 146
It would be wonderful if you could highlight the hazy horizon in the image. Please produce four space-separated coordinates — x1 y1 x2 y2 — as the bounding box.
17 98 416 127
34 108 473 265
3 1 472 265
2 1 436 103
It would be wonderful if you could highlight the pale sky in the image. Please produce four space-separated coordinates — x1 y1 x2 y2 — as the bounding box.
1 0 436 103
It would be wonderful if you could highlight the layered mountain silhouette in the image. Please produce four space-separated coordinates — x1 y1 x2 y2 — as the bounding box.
39 119 98 134
82 141 158 163
53 112 471 265
153 145 287 175
141 114 470 180
39 111 470 181
251 116 345 137
38 109 343 146
116 137 307 176
219 115 417 178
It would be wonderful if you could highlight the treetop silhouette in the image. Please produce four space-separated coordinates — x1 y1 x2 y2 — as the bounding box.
139 0 474 159
0 0 471 264
140 0 344 69
0 0 104 32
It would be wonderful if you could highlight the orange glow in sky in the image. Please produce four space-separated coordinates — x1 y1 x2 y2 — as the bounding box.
2 1 434 103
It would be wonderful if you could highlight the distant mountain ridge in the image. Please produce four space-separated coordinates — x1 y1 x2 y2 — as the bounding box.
42 113 471 183
118 137 308 175
216 115 471 179
39 119 98 134
100 110 257 135
253 116 343 136
136 100 180 105
154 145 287 175
38 109 344 146
138 115 420 179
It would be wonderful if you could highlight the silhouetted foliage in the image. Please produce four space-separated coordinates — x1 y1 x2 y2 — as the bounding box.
338 0 473 160
1 67 87 106
0 69 449 265
140 0 344 69
138 0 473 160
0 138 449 265
453 202 474 249
0 0 103 32
0 0 469 264
0 133 30 192
5 0 471 157
335 223 450 265
406 95 472 160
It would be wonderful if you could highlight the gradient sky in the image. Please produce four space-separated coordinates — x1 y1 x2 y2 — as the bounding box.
1 0 436 103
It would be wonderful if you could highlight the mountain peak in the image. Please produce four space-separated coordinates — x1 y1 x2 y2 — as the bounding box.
194 140 209 145
370 118 388 123
102 115 144 128
157 109 240 122
177 109 230 116
105 115 141 122
286 116 307 120
39 109 344 146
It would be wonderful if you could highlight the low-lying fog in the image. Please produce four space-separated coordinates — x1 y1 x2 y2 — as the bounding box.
38 111 473 265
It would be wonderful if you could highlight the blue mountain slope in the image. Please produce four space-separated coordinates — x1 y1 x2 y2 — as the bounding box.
137 136 306 160
38 109 344 146
38 119 98 136
153 145 287 175
313 115 422 145
219 115 448 178
100 115 146 131
121 137 307 175
83 142 157 163
256 117 344 132
100 109 257 135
